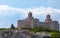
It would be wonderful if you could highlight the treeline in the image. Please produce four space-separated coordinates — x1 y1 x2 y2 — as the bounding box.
22 26 59 32
21 27 60 38
0 26 60 38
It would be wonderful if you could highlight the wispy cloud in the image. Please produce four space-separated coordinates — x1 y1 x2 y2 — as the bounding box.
0 5 26 16
0 5 60 16
0 5 60 28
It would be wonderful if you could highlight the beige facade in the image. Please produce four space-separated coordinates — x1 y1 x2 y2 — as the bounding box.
17 11 59 30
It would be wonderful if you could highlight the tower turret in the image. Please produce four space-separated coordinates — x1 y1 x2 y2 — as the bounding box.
28 11 32 17
45 14 52 23
26 11 34 28
26 11 33 21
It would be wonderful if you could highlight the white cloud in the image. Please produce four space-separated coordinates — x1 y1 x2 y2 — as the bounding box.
0 5 27 17
0 5 60 23
0 5 60 16
26 7 53 16
0 5 60 27
0 22 4 28
59 20 60 23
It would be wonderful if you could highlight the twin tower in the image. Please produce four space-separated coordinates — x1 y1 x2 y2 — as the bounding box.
17 11 59 30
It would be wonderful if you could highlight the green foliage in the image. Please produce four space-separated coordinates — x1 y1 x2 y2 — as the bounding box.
21 26 59 33
0 28 6 30
51 33 60 38
10 24 15 29
22 26 60 38
0 26 60 38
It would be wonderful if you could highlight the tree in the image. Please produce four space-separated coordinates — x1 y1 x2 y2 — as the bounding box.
10 24 15 29
51 33 60 38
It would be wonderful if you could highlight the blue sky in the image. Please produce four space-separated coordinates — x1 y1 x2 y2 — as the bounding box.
0 0 60 29
0 0 60 8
